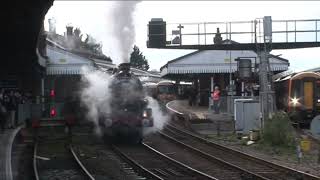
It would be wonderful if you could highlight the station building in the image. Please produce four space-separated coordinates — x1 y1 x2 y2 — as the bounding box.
160 41 290 108
38 24 161 103
18 24 162 121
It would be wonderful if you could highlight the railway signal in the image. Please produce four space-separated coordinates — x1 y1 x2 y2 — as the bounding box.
49 89 56 117
50 107 56 117
50 89 55 98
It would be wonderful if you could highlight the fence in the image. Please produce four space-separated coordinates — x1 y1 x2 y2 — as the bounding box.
17 103 65 124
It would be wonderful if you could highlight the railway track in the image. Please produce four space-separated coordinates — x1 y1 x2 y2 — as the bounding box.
72 144 147 180
11 128 34 180
33 137 91 180
112 143 217 180
160 124 320 180
0 126 29 180
144 132 266 179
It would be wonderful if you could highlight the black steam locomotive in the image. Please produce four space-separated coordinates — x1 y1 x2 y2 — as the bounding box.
101 63 153 143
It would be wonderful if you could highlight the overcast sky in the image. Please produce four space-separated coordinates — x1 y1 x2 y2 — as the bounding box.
45 1 320 71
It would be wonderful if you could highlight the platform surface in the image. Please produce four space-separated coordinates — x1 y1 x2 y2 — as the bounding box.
167 100 235 134
0 127 22 180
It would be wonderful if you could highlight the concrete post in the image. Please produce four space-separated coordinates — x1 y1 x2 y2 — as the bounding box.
211 76 214 93
241 81 245 96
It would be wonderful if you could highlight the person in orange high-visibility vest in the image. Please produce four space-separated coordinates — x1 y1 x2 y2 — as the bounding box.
211 86 221 114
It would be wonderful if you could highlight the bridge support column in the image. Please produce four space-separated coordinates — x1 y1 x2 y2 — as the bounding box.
258 50 276 127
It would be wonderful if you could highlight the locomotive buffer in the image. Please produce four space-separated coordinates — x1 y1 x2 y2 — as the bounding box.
146 16 320 124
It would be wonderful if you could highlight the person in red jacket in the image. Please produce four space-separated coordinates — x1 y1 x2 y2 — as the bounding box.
211 86 221 114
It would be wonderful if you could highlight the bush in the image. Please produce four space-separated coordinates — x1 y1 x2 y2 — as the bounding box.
262 111 296 148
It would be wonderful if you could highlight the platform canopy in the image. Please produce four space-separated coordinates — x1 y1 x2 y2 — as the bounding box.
306 66 320 73
46 45 96 75
160 50 289 77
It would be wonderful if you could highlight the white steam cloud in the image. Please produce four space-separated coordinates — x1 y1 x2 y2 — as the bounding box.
80 67 168 137
80 67 113 136
110 1 141 63
144 96 169 135
79 1 168 138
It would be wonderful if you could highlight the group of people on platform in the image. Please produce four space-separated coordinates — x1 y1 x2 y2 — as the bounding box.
0 88 32 132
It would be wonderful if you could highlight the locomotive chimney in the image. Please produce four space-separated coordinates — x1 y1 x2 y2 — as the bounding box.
48 18 56 34
66 25 74 37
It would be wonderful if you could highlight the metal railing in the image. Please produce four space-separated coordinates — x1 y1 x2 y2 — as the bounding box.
164 18 320 46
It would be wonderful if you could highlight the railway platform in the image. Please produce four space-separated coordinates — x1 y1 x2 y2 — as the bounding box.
166 100 235 135
0 126 22 180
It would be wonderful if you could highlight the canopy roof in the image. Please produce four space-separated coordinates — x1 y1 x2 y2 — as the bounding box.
46 45 96 75
160 50 289 77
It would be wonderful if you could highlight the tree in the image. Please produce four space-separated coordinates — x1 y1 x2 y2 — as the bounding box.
130 45 149 71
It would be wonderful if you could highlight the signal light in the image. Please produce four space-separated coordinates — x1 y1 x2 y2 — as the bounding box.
50 107 56 117
50 89 55 97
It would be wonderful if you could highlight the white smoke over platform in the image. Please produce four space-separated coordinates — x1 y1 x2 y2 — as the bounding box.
109 1 141 64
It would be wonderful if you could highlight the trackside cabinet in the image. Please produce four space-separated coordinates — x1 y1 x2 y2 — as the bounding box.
234 99 261 134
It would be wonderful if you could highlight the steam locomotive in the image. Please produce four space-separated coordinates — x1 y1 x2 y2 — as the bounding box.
274 71 320 123
101 63 154 144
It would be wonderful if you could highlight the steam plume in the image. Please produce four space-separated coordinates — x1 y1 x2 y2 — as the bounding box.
144 96 169 135
110 1 141 63
80 67 113 136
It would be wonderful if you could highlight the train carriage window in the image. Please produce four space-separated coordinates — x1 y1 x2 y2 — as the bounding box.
316 80 320 97
158 85 175 94
291 80 301 98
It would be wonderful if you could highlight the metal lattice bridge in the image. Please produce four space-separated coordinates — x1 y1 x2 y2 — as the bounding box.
147 17 320 50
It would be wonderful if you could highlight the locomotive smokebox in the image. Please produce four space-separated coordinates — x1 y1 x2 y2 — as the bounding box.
118 63 131 74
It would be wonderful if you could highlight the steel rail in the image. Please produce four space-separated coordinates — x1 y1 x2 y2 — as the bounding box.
69 144 95 180
158 130 269 180
142 142 219 180
111 145 164 180
166 123 320 180
33 138 90 180
112 143 218 180
33 142 39 180
4 127 22 180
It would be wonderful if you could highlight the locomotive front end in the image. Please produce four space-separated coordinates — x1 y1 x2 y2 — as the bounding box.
102 63 153 143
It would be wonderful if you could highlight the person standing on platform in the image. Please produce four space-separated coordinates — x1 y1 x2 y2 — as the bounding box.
0 101 7 132
0 89 4 101
188 87 193 106
8 90 17 128
188 86 197 106
3 92 11 128
212 86 221 114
